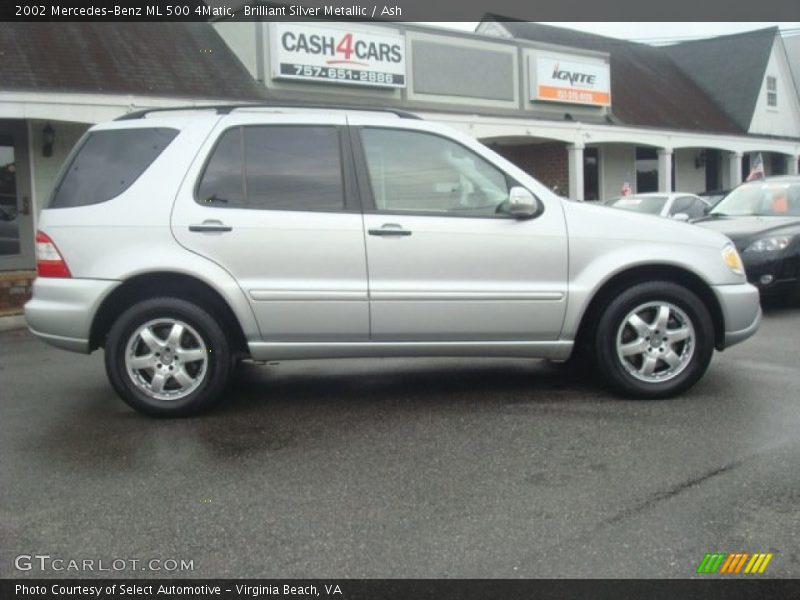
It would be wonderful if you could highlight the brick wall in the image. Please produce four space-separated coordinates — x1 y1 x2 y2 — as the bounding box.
493 142 569 196
0 271 35 315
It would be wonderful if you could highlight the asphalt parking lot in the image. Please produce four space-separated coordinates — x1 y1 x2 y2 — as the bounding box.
1 302 799 579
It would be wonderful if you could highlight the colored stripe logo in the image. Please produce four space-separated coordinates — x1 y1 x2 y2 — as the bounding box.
697 552 773 574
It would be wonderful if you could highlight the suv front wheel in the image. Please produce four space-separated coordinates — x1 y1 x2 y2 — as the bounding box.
594 281 714 399
104 297 231 417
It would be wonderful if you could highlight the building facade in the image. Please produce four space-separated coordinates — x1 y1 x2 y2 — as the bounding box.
211 18 800 205
1 19 799 314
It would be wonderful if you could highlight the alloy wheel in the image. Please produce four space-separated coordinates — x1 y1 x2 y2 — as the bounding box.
615 301 695 383
124 319 208 401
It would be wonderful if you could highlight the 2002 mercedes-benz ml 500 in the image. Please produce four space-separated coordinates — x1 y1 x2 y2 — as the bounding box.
25 106 761 417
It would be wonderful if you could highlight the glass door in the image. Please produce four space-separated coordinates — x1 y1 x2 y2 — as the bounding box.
0 121 35 271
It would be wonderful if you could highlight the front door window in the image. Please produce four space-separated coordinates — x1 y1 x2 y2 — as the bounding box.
360 128 510 217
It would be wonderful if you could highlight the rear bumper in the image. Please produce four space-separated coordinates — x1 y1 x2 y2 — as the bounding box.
24 277 120 354
711 282 762 349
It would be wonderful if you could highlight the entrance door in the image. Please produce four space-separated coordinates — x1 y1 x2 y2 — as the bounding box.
0 121 35 271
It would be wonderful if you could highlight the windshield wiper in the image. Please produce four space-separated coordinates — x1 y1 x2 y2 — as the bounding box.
707 212 728 218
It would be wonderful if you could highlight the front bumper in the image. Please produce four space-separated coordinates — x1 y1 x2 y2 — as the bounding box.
24 277 120 354
742 251 799 296
711 282 762 349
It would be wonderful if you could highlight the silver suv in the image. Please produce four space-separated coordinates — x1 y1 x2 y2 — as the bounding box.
25 106 761 416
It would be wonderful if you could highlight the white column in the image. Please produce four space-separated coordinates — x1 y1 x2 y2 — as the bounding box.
728 152 743 188
787 155 799 176
657 148 673 193
567 143 584 201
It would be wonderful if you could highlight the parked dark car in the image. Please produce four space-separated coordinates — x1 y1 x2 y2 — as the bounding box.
694 176 800 301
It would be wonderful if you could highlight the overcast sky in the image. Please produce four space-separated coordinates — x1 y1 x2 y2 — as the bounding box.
425 22 800 44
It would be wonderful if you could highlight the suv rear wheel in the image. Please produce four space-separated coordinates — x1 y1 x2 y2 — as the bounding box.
104 297 231 417
594 281 714 398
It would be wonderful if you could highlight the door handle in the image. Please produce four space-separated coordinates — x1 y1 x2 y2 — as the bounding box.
368 224 412 237
189 220 232 233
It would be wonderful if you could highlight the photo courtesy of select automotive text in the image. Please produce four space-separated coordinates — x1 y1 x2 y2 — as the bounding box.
2 0 800 598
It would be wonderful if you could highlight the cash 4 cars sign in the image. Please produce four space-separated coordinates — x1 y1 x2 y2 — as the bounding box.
531 55 611 106
270 24 406 88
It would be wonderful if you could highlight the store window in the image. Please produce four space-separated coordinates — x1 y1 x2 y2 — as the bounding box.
770 153 787 176
583 147 599 201
0 135 20 256
635 147 658 193
766 76 777 108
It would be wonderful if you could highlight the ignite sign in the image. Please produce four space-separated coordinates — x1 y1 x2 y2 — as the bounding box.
531 55 611 106
270 24 406 88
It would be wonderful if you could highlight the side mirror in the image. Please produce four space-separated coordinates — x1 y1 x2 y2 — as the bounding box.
671 213 690 222
508 186 538 219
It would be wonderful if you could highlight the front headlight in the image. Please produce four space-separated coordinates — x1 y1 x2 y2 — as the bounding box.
744 236 792 253
722 244 744 276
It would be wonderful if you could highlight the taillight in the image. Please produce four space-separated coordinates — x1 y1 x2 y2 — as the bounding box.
36 230 72 278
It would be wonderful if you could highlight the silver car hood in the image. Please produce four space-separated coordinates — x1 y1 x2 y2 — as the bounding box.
561 200 731 249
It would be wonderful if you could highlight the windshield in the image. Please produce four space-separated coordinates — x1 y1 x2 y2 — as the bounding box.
711 182 800 217
608 196 668 215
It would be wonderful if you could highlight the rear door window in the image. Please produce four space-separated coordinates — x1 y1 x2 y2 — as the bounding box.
196 126 345 211
49 128 178 208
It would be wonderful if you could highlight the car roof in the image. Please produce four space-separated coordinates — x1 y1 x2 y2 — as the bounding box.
90 105 418 133
116 103 421 122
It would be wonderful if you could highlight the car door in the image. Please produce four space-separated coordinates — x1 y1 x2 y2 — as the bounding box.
351 122 568 342
172 114 369 342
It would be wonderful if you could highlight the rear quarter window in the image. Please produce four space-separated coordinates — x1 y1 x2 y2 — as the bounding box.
48 127 179 208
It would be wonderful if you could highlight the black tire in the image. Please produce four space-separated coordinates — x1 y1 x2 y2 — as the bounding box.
593 281 714 399
104 297 231 417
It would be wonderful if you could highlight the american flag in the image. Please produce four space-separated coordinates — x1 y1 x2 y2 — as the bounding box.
746 153 765 181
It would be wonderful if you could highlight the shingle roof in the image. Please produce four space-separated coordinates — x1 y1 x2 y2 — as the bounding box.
0 23 265 101
481 17 745 135
661 28 777 132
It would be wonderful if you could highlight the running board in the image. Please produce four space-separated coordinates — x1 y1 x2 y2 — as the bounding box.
247 340 573 361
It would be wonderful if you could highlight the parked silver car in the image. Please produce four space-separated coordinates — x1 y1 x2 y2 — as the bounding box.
605 192 712 221
25 106 761 416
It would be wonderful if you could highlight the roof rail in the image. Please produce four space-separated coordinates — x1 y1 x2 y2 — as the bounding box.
116 102 422 121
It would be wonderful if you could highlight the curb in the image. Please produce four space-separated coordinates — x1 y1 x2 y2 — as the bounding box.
0 314 27 332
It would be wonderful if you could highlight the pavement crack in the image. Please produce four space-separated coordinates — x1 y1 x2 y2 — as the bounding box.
602 459 743 527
